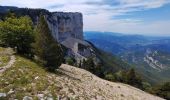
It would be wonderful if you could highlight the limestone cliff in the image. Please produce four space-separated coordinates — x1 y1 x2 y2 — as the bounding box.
47 12 83 42
45 11 92 61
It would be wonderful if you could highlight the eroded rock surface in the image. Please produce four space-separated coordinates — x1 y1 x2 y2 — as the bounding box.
47 12 83 42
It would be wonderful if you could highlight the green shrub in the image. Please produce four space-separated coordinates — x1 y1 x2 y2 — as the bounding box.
65 57 75 66
152 82 170 99
0 15 34 57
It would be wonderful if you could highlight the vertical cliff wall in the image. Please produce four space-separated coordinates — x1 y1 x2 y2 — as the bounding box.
47 12 83 42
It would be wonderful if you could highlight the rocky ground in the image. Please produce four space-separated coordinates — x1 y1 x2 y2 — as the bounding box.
0 47 164 100
56 64 164 100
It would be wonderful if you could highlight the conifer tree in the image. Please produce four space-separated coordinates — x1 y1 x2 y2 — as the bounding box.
126 68 143 89
85 58 95 73
78 60 82 68
33 15 64 71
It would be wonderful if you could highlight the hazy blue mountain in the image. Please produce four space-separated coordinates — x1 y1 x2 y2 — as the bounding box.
84 31 170 84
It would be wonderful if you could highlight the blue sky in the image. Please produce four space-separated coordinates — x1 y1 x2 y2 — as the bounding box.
1 0 170 36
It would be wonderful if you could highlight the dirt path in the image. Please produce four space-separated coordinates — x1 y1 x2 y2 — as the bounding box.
0 55 15 74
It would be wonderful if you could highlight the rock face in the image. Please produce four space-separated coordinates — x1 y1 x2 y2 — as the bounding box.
61 37 93 62
46 12 83 42
43 9 92 61
144 49 167 71
45 12 92 61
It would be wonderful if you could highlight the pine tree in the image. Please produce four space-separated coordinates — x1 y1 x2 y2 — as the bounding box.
82 59 86 69
126 68 143 89
94 63 104 78
65 57 75 66
85 58 95 73
33 15 64 71
78 60 82 68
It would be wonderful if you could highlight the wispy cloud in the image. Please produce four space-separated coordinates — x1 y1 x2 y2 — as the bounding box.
1 0 170 35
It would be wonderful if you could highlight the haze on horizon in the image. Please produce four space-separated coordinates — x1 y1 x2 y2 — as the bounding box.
1 0 170 36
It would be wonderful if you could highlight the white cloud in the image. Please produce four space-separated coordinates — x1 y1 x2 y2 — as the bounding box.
85 17 170 36
1 0 170 35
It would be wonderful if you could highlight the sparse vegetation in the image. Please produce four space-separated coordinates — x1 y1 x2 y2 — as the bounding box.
0 56 10 67
105 68 147 90
0 47 14 67
0 55 59 99
150 82 170 100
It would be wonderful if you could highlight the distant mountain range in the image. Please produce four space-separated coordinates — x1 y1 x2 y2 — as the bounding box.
84 31 170 84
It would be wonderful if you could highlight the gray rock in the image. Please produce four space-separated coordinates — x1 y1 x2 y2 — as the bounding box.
23 96 33 100
46 97 53 100
0 93 6 97
45 93 53 100
37 94 44 100
7 89 14 95
34 76 39 80
46 12 83 42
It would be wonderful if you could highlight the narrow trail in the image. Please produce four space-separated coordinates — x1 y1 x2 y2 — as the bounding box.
0 55 15 74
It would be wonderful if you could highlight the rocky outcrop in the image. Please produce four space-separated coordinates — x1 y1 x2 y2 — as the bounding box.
61 37 93 62
144 49 167 71
46 12 83 42
45 12 91 61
